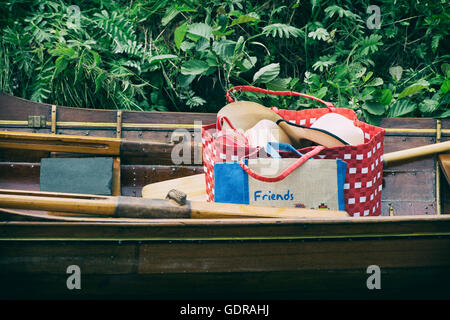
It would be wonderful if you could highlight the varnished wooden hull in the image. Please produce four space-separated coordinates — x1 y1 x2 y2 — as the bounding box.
1 215 450 299
0 92 449 299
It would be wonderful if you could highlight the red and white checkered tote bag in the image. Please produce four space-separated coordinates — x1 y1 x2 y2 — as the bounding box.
201 86 386 216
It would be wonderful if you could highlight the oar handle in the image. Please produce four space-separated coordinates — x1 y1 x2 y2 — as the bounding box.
190 201 349 219
383 141 450 167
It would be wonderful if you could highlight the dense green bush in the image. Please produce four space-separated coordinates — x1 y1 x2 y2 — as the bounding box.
0 0 448 122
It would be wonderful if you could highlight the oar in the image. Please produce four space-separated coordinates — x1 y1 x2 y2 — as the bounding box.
382 141 450 167
0 130 173 156
0 189 349 219
438 154 450 185
142 141 450 200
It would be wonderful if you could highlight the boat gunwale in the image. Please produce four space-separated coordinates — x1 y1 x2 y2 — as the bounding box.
2 208 450 225
2 208 450 242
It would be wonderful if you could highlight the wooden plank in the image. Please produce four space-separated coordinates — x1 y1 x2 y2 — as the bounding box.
381 201 436 216
0 243 137 274
382 171 435 201
137 237 450 274
2 214 450 240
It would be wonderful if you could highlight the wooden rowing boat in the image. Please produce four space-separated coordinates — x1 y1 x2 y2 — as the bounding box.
0 92 449 299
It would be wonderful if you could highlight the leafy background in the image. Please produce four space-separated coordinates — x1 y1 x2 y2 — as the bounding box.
0 0 448 123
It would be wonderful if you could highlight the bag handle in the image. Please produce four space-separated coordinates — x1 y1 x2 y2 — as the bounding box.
239 146 325 182
226 85 336 111
265 142 304 159
216 115 236 131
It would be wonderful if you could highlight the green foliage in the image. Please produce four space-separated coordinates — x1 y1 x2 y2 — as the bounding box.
0 0 448 120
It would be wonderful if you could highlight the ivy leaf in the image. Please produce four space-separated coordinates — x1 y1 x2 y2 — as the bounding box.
388 99 417 117
419 99 439 114
363 101 386 115
180 59 210 75
253 63 280 84
398 79 429 99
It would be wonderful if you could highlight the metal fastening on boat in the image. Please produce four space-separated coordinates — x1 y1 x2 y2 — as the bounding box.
389 204 395 216
27 115 46 128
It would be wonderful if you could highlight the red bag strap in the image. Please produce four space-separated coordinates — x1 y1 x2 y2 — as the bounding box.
216 115 236 131
226 85 336 111
239 146 325 182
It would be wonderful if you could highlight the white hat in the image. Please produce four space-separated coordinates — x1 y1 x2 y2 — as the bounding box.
310 113 364 145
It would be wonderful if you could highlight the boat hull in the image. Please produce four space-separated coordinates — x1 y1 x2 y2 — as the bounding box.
1 215 450 299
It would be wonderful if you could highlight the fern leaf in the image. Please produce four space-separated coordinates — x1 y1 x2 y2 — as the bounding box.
356 34 383 56
262 23 303 38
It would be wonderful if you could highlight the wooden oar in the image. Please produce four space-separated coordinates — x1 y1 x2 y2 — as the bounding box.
382 141 450 167
142 141 450 200
0 130 172 156
439 154 450 185
0 189 349 219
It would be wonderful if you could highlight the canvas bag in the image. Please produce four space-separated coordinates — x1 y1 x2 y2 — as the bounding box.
214 142 347 211
201 86 386 216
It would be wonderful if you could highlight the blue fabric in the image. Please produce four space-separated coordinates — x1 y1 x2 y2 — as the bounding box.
265 142 304 159
336 159 347 211
214 159 249 204
214 151 348 210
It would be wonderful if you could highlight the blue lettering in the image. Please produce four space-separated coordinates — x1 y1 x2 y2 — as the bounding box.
253 190 295 202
